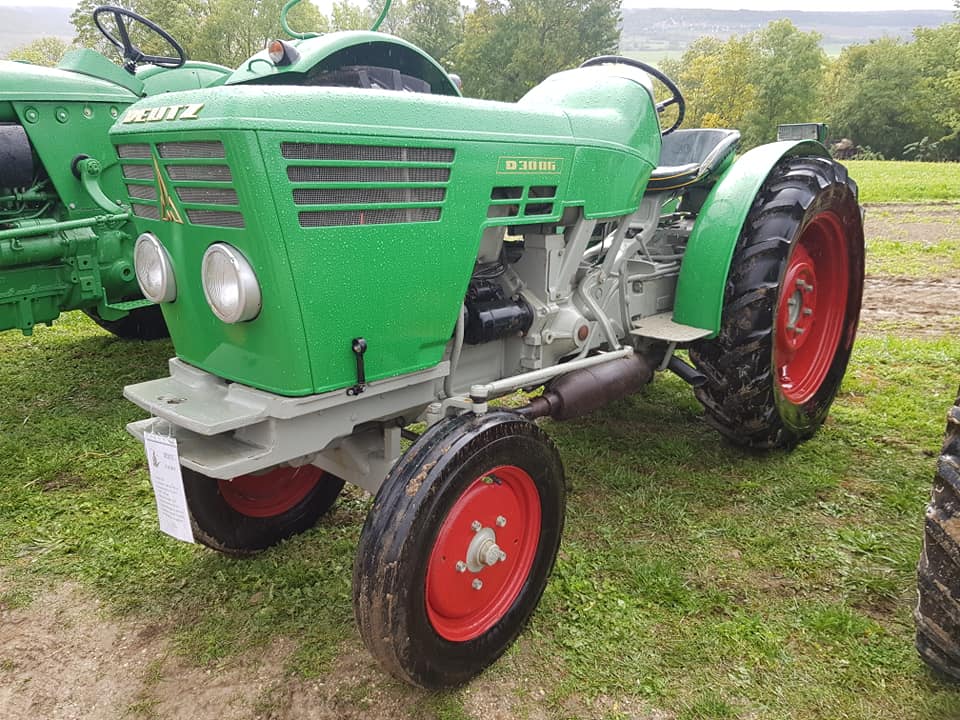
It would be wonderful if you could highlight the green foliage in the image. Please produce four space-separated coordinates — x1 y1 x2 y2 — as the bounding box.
5 36 71 67
71 0 327 68
741 20 825 147
822 38 938 160
372 0 464 62
450 0 621 101
662 21 823 146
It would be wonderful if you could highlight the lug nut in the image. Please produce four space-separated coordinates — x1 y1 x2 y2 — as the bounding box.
496 515 507 527
471 520 482 532
803 308 813 316
472 579 483 590
455 561 467 573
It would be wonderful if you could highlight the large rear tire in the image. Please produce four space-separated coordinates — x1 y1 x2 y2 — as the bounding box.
84 304 169 340
689 156 864 448
353 412 565 688
916 391 960 681
182 465 345 556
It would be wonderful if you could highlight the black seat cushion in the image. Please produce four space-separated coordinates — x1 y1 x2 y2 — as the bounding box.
647 129 741 192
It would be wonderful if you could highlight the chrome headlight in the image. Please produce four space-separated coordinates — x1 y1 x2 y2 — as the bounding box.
201 243 261 323
133 232 176 303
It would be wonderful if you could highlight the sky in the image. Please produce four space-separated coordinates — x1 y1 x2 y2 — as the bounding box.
0 0 954 10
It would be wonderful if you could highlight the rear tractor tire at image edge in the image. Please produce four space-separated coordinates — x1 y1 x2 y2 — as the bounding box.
916 390 960 681
689 155 864 448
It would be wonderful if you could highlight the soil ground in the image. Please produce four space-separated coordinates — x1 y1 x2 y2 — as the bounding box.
859 202 960 336
1 201 958 720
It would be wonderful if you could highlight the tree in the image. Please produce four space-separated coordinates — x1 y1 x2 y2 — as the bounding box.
451 0 621 101
71 0 327 68
6 37 71 67
661 36 757 131
740 20 824 147
822 38 936 159
913 22 960 159
370 0 465 63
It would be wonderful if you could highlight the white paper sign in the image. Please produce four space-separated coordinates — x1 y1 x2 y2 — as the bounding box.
144 431 195 544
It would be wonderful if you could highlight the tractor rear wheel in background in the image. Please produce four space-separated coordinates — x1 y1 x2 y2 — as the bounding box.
916 391 960 680
353 412 565 688
182 465 345 556
689 156 864 448
84 304 169 340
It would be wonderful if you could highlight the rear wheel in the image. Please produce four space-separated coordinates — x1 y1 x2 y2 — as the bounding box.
689 156 864 448
84 304 169 340
353 412 565 688
916 392 960 681
182 465 344 556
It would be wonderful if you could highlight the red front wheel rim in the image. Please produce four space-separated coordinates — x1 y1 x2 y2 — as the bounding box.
425 465 542 642
218 466 323 518
774 211 849 405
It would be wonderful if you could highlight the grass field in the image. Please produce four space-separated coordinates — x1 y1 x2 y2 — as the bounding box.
845 160 960 203
1 183 959 717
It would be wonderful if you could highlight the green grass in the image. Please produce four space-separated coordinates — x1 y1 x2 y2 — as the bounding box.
1 312 958 718
3 253 960 717
846 160 960 203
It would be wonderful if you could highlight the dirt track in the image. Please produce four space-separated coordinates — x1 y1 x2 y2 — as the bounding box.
1 201 958 720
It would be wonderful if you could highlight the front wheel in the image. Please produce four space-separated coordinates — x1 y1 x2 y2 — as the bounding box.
84 304 169 340
353 412 566 688
689 156 864 448
182 465 345 556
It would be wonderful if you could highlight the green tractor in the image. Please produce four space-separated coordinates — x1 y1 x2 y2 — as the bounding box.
0 5 228 339
916 390 960 679
113 0 864 688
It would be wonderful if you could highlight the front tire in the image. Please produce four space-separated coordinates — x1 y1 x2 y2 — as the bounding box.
916 391 960 680
689 156 864 448
84 304 169 340
182 465 345 556
353 412 566 688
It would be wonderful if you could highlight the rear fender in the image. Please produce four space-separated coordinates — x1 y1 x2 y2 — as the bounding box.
672 139 831 336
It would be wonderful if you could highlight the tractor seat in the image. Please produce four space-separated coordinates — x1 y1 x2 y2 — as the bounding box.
646 129 740 192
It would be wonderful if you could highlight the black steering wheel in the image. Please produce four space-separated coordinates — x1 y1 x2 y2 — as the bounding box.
93 5 186 74
579 55 685 136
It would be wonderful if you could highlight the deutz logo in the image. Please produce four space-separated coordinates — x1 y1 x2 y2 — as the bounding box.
121 103 204 124
497 156 562 174
153 157 183 224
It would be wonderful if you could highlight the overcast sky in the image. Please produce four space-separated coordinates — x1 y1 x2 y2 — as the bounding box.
0 0 954 11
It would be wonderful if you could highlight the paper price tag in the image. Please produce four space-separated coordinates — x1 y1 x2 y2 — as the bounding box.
144 432 195 544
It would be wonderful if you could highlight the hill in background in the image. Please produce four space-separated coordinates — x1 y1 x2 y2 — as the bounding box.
621 8 956 60
0 4 955 62
0 5 72 58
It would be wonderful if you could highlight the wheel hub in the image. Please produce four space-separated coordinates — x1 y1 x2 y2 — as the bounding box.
465 526 508 572
774 212 849 405
425 466 541 642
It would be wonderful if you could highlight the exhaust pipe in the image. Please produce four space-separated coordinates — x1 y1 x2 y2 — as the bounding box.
517 354 654 421
666 355 706 387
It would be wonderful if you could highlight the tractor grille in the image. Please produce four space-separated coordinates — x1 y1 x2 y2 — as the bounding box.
283 142 453 228
117 141 243 229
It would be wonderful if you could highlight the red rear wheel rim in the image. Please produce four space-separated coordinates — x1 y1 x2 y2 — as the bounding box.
774 211 849 405
425 465 541 642
218 466 323 518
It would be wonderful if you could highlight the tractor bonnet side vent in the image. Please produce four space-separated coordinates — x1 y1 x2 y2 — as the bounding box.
158 141 226 159
281 143 453 163
117 144 151 159
285 142 453 228
132 203 161 220
299 208 441 227
118 140 241 227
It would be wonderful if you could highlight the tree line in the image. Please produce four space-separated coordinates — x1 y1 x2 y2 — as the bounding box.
8 0 960 161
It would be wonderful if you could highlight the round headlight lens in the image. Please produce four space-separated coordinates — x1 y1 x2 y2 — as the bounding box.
133 232 176 303
201 243 261 323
